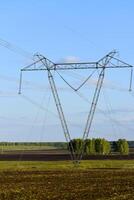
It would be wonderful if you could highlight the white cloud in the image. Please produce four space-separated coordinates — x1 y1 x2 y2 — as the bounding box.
59 56 80 63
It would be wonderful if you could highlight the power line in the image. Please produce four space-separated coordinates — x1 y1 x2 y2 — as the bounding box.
56 69 96 91
0 37 33 60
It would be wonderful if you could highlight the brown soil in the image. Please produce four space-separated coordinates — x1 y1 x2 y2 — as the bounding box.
0 169 133 200
0 150 134 161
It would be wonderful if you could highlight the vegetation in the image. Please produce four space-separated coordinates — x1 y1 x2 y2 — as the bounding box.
0 160 133 171
0 142 67 151
94 138 111 155
116 139 129 155
0 162 133 200
71 139 83 154
85 138 95 155
0 140 130 155
70 138 130 155
71 138 111 155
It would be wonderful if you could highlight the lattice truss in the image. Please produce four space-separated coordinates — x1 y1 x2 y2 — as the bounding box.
19 51 133 162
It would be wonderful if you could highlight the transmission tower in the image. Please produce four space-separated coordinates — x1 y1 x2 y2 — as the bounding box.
19 50 133 163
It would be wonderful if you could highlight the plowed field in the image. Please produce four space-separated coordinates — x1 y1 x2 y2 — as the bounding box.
0 169 133 200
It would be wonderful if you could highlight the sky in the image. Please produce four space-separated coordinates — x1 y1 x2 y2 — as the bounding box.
0 0 134 141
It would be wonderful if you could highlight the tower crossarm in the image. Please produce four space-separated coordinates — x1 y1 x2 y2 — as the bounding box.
21 51 133 72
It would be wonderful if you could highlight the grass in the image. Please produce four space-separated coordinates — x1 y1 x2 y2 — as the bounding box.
0 145 58 151
0 142 67 151
0 160 133 171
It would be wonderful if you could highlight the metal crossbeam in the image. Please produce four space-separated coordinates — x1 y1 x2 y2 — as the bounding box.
21 51 133 72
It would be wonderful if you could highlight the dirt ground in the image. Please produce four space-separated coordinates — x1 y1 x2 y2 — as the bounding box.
1 150 134 161
0 169 133 200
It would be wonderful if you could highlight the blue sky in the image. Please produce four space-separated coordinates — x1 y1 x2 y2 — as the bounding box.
0 0 134 141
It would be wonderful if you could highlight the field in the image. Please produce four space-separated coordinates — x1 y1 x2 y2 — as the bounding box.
0 161 133 200
0 144 133 199
0 142 67 152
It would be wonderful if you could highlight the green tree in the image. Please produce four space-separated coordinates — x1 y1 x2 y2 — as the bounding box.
85 139 95 155
94 138 102 154
101 138 111 155
70 138 83 154
70 138 111 155
116 139 129 155
94 138 111 155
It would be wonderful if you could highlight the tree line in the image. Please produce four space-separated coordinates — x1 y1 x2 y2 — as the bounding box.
0 142 67 149
70 138 129 155
0 140 129 154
